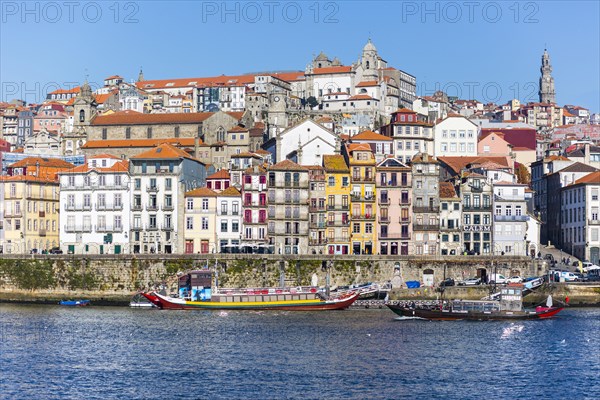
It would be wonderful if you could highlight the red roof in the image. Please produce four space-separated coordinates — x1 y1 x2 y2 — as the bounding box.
312 66 352 75
480 128 536 151
207 169 230 180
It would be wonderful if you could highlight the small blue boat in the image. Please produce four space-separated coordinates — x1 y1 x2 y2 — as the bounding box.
59 300 90 307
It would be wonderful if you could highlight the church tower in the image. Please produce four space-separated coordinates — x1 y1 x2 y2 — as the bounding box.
267 92 288 139
361 39 379 80
73 79 97 128
539 49 556 104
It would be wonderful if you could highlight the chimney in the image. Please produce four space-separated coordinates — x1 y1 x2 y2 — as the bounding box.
584 143 590 165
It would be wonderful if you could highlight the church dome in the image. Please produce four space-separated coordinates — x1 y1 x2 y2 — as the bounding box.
363 39 377 52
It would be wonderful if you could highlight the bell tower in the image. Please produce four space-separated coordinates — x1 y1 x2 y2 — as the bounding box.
539 49 556 104
73 79 97 128
267 92 288 139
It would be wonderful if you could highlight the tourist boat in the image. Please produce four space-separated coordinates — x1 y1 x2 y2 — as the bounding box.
387 284 567 321
141 270 359 311
59 300 90 307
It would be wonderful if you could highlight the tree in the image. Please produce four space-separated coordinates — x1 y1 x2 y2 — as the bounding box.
515 163 531 185
306 96 318 109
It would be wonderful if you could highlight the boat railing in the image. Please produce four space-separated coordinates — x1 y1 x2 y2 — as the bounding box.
215 286 319 296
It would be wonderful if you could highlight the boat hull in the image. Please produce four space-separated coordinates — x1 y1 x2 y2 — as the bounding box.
142 291 358 311
59 300 90 307
387 304 564 320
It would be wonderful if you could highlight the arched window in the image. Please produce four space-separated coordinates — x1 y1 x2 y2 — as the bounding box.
217 126 225 142
79 109 85 122
366 60 370 69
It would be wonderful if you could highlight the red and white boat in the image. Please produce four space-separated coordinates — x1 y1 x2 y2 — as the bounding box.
141 270 359 311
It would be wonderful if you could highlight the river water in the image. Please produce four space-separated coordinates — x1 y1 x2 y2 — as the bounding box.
0 305 599 399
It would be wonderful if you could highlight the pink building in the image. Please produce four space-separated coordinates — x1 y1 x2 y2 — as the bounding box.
376 157 412 255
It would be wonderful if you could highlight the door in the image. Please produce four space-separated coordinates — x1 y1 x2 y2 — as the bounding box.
423 269 434 287
185 240 194 254
114 245 121 255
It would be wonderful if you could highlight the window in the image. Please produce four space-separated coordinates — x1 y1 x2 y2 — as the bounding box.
221 220 228 232
328 176 335 187
201 217 208 230
202 199 209 210
353 223 360 233
187 198 194 210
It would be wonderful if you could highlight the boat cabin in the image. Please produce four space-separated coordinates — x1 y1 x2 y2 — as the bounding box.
179 270 213 301
499 284 524 311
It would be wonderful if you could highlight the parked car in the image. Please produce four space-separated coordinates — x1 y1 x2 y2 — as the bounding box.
561 272 580 282
439 278 455 287
582 262 599 270
458 277 481 286
488 274 508 284
49 247 63 254
506 276 523 283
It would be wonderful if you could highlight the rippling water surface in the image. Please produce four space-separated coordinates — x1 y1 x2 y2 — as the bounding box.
1 305 599 399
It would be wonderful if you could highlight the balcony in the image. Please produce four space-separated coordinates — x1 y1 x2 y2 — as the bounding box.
379 216 390 224
96 204 124 211
400 216 411 224
413 224 439 231
309 206 326 213
161 224 174 231
327 220 349 227
463 205 492 212
162 204 175 211
378 197 390 205
96 225 124 233
399 198 411 205
132 204 143 211
65 204 93 212
351 176 375 183
494 215 529 222
327 205 349 211
146 185 159 193
589 219 600 225
64 225 93 233
351 214 375 220
145 224 159 231
309 239 328 246
131 225 143 231
310 222 326 229
3 210 22 218
146 204 159 211
413 206 438 213
350 193 375 202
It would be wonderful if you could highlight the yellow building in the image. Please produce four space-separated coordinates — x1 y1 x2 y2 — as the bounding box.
0 176 61 254
323 155 351 255
183 187 217 254
345 143 377 255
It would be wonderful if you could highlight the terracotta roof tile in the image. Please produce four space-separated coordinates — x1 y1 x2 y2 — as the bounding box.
207 169 230 180
185 187 217 197
312 66 352 75
573 171 600 185
269 159 308 171
352 130 392 141
323 155 349 172
348 94 375 101
131 143 196 160
8 157 75 169
438 156 510 173
219 186 241 196
356 80 379 87
439 182 458 198
61 160 129 174
92 110 215 126
82 138 200 149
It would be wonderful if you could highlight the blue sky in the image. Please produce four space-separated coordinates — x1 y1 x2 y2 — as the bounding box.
1 1 598 111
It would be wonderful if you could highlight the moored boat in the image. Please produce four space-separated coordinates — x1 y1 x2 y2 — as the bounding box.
141 270 359 311
387 284 566 321
59 300 90 307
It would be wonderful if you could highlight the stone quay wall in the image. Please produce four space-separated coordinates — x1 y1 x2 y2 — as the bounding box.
0 254 543 304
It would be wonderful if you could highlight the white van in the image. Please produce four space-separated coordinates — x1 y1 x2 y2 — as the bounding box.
488 274 508 284
561 272 580 282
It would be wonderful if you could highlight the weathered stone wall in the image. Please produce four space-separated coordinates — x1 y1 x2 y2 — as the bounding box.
0 254 542 296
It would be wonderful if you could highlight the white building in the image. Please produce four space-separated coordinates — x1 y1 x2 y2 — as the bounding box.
434 115 478 157
216 186 243 252
560 171 600 264
59 154 130 254
270 119 338 166
492 181 530 256
129 143 208 254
